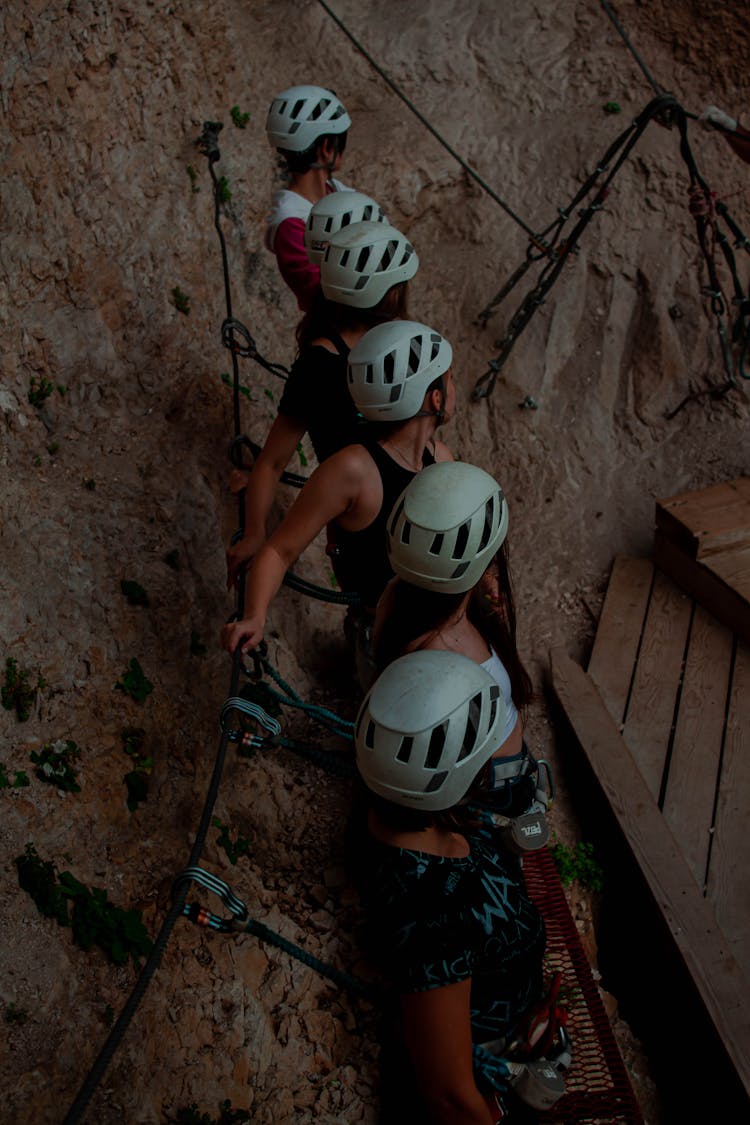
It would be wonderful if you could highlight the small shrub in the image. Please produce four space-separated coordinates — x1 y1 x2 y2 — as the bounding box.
28 375 54 407
115 659 153 703
212 817 251 865
5 1003 28 1025
172 286 191 315
218 176 232 204
0 763 30 788
15 844 153 966
173 1100 250 1125
121 727 152 811
230 106 250 129
30 739 81 792
1 657 45 722
120 579 150 607
549 839 604 892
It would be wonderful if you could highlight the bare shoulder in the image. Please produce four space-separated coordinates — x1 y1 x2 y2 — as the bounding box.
310 337 338 353
433 440 454 463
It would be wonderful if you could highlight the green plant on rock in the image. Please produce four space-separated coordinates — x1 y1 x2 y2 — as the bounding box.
0 763 30 789
1 657 45 722
212 817 251 865
28 375 54 407
5 1002 28 1025
121 727 152 811
115 659 153 703
172 285 191 315
218 176 232 204
186 164 200 193
230 105 250 129
30 739 81 792
15 844 153 967
549 838 604 892
120 579 150 607
219 371 252 400
173 1099 250 1124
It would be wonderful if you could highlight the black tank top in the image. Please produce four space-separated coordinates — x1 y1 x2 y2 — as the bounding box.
330 440 436 611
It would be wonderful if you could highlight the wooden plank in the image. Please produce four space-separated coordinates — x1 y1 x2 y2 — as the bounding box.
656 478 750 560
709 545 750 601
622 570 692 801
549 647 750 1098
661 606 733 888
655 533 750 648
706 640 750 981
588 556 653 726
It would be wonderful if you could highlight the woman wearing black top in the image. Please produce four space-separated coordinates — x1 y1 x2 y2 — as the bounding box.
226 220 418 588
221 321 454 659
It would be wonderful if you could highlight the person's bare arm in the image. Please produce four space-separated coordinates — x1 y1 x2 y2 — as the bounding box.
221 446 372 654
401 980 496 1125
226 413 306 589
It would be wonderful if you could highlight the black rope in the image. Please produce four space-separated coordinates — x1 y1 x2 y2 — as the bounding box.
315 0 544 247
61 123 262 1125
473 93 750 401
598 0 663 97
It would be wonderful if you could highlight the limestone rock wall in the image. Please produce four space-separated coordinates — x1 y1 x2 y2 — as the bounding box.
1 1 748 1122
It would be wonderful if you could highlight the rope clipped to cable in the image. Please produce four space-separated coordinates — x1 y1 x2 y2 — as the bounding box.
178 866 377 999
473 95 750 403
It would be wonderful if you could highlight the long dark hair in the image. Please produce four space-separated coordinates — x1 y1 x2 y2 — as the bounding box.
295 281 410 351
374 541 534 712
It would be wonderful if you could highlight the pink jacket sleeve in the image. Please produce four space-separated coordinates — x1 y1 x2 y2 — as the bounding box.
273 217 322 311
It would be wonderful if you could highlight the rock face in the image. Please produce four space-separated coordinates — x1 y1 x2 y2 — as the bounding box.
1 1 748 1122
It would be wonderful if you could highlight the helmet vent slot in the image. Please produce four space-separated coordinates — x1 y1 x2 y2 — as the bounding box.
383 351 396 384
487 696 498 732
396 736 414 763
450 562 470 580
364 720 376 749
453 521 470 559
364 363 374 385
425 770 448 793
389 499 405 536
401 244 414 265
330 104 345 120
408 337 422 374
291 98 306 120
389 385 402 403
425 723 447 768
378 240 397 271
429 532 444 555
341 213 351 228
363 205 373 221
340 249 351 267
400 521 411 545
457 693 482 761
354 276 368 290
355 247 370 272
478 497 495 551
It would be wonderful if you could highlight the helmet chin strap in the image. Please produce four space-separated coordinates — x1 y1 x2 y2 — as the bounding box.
416 376 446 423
309 159 337 173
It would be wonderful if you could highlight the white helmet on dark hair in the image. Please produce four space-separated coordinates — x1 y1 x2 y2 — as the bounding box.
347 320 451 421
355 650 505 811
305 192 388 265
320 221 418 308
266 85 351 152
387 462 509 593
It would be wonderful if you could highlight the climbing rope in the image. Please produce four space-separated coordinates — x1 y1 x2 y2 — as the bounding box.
176 866 377 999
473 94 750 402
246 645 355 739
315 0 544 247
598 0 663 97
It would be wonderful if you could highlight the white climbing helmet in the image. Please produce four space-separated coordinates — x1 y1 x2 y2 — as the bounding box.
266 85 351 152
347 320 451 421
355 650 506 811
320 221 418 308
305 192 388 265
387 462 509 593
